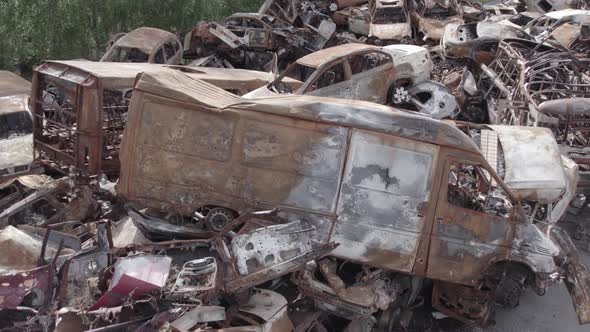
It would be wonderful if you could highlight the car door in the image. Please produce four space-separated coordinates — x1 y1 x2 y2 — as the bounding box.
303 60 353 99
346 51 395 104
426 153 516 285
332 129 439 272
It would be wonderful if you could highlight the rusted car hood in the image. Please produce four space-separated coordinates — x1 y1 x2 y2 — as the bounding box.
489 126 567 203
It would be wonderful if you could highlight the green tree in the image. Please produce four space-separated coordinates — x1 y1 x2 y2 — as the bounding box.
0 0 262 75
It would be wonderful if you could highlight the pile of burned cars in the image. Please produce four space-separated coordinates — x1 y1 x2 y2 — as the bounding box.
1 0 590 331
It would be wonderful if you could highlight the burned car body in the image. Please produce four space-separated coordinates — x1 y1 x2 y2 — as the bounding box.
0 71 39 183
100 27 183 65
184 12 334 71
118 70 590 325
410 0 464 41
244 43 395 104
368 0 412 40
30 61 290 177
0 95 34 183
184 13 308 59
442 21 533 63
524 0 588 14
524 9 590 53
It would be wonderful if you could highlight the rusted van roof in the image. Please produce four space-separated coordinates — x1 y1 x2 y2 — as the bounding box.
132 69 480 154
35 61 295 92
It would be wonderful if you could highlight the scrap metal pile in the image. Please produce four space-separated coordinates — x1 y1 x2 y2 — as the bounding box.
1 0 590 331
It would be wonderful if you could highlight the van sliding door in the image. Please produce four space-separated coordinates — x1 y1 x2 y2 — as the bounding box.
333 129 439 272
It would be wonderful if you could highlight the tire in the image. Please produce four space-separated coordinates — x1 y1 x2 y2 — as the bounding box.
495 277 523 309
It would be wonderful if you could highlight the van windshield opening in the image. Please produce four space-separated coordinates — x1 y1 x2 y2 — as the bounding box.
0 111 33 139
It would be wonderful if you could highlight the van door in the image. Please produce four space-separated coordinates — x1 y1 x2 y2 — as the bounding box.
426 155 515 285
332 129 439 272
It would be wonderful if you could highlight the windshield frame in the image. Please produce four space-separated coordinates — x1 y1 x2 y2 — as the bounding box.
269 61 317 94
101 46 150 63
0 110 33 139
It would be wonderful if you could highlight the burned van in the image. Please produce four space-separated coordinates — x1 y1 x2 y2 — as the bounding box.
30 61 294 177
118 70 590 326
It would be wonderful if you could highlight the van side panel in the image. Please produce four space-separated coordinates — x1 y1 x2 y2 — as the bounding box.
332 129 439 272
119 93 347 238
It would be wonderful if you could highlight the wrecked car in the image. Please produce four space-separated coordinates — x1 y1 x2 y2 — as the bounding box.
333 4 371 36
258 0 300 24
368 0 412 41
524 0 588 14
524 9 590 53
183 13 308 55
0 96 35 183
410 0 464 42
244 43 395 104
441 21 533 63
185 1 339 71
184 12 335 71
100 27 183 64
30 61 290 177
0 71 41 183
118 69 590 326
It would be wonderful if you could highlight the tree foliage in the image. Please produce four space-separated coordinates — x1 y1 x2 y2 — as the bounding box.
0 0 262 74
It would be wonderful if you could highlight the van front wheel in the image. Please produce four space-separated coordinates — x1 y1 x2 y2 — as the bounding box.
495 277 523 309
